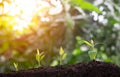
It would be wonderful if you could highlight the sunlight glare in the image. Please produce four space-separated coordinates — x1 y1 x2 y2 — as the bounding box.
2 0 63 33
3 0 38 32
0 0 2 3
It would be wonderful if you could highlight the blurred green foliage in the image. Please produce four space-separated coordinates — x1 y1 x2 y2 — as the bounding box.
71 0 120 65
69 0 101 13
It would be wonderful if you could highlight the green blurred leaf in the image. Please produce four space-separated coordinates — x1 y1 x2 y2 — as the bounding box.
59 47 64 56
36 49 45 67
13 62 18 71
40 55 45 61
72 48 81 56
36 49 40 62
62 53 67 60
88 49 97 60
84 41 92 47
50 60 58 66
69 0 101 13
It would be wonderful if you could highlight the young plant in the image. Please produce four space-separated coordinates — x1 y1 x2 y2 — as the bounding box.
36 49 45 67
59 47 67 65
13 62 18 71
84 40 97 60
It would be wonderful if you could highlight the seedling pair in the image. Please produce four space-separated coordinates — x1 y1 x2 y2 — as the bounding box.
35 47 67 66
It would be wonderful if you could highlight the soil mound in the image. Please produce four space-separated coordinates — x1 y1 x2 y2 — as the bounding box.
0 60 120 77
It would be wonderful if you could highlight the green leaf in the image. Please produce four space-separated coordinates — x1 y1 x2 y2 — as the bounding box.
59 47 67 65
13 62 18 71
36 50 40 62
37 49 40 54
80 1 101 13
39 52 44 57
50 60 58 66
72 48 81 56
59 47 64 55
40 55 45 61
69 0 101 13
88 49 97 60
69 0 83 4
62 53 67 60
36 49 45 67
84 41 92 47
76 36 81 41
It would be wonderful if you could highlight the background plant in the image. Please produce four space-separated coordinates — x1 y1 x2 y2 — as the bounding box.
13 62 18 71
84 40 97 60
59 47 67 65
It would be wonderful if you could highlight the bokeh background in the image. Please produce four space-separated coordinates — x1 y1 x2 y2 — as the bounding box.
0 0 120 72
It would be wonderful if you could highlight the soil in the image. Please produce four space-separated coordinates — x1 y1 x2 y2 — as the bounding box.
0 60 120 77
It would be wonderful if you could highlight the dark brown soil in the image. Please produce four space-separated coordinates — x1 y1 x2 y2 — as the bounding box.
0 60 120 77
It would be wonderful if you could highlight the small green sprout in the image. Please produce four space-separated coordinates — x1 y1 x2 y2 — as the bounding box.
36 49 45 67
84 40 97 60
13 62 18 71
59 47 67 65
88 48 97 60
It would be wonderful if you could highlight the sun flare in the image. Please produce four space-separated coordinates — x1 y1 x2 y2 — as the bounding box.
0 0 63 34
3 0 42 32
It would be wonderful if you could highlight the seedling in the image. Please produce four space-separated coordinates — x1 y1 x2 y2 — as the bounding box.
84 40 97 60
13 62 18 71
36 49 45 67
59 47 67 65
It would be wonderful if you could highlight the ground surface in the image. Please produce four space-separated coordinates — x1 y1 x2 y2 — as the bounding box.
0 60 120 77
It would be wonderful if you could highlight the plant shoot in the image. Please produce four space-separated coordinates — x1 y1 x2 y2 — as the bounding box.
13 62 18 71
59 47 67 65
36 49 45 67
84 40 97 60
